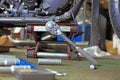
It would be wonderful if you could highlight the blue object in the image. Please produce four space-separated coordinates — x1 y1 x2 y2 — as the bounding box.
71 35 82 42
57 24 90 42
57 35 64 42
16 58 38 69
78 24 91 41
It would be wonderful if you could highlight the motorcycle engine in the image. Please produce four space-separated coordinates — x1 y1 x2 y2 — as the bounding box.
0 0 73 17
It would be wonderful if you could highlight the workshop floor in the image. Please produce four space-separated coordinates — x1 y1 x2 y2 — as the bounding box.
0 48 120 80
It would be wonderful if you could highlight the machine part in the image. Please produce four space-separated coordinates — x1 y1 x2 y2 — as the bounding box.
46 69 67 76
8 35 35 46
0 65 31 74
83 46 111 57
38 58 61 65
46 21 99 66
0 0 84 27
40 0 73 15
14 69 55 80
89 0 100 46
109 0 120 39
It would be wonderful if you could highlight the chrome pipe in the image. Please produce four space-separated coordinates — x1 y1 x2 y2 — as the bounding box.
0 65 31 74
27 50 79 60
0 55 16 58
37 52 68 59
38 58 61 65
0 59 20 66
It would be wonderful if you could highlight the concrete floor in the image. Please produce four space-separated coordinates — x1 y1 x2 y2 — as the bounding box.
0 48 120 80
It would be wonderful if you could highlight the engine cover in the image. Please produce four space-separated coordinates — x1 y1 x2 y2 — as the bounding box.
40 0 73 15
23 0 38 9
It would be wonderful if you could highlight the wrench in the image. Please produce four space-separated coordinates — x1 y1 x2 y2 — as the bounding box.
45 21 99 69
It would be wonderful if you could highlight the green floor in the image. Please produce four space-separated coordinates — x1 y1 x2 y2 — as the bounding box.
0 48 120 80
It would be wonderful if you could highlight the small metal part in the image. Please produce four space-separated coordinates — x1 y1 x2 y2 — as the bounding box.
46 69 67 76
46 21 99 67
64 12 71 19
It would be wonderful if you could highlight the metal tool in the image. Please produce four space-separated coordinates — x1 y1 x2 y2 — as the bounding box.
45 21 99 69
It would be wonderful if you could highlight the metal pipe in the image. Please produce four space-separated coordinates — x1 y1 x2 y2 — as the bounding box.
0 55 16 58
0 57 19 60
38 58 61 65
37 52 68 59
0 65 31 74
0 59 20 66
8 36 35 46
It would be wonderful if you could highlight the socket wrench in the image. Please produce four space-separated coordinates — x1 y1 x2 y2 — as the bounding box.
45 21 99 69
